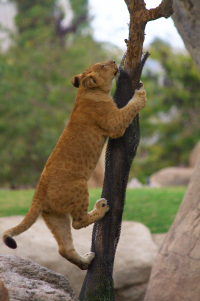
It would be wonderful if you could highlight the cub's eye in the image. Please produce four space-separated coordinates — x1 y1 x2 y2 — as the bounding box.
101 65 105 69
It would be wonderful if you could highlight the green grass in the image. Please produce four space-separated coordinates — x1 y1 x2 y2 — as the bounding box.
0 187 186 233
0 189 35 217
124 187 186 233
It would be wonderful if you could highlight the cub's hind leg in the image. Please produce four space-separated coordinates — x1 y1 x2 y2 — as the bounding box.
41 211 94 270
70 180 109 230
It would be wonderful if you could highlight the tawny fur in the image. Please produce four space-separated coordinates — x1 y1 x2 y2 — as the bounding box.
2 60 147 270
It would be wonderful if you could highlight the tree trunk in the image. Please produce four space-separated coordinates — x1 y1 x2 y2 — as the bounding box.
172 0 200 73
144 156 200 301
79 1 173 300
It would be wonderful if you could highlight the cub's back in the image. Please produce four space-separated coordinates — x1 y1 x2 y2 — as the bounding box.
41 97 108 183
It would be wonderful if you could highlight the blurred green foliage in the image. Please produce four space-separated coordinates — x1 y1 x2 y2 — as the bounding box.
131 39 200 183
69 0 88 19
0 0 118 187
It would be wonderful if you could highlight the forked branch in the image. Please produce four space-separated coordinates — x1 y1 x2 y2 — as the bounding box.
124 0 173 72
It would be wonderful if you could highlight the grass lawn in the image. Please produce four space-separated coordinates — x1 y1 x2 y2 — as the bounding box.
0 187 186 233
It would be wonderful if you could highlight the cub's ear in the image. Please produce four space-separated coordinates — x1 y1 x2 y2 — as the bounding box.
71 74 82 88
82 72 101 89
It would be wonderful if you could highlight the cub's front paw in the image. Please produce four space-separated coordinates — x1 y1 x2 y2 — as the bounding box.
135 88 146 99
95 198 110 213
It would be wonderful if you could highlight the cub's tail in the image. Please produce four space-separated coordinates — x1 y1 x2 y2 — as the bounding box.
3 199 42 249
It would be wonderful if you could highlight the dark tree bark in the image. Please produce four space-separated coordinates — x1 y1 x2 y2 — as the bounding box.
144 156 200 301
172 0 200 73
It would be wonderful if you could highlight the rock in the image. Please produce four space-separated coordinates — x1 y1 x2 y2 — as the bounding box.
0 216 85 299
114 222 158 301
128 178 143 188
0 217 158 301
150 167 194 187
0 254 77 301
152 233 167 250
0 279 9 301
189 141 200 167
144 156 200 301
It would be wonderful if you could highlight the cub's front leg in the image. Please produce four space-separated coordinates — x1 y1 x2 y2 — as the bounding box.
102 84 147 139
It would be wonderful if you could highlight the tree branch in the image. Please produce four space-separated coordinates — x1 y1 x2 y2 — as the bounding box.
148 0 174 21
124 0 173 72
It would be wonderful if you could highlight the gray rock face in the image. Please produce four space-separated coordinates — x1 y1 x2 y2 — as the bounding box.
172 0 200 74
0 254 77 301
144 156 200 301
0 217 158 301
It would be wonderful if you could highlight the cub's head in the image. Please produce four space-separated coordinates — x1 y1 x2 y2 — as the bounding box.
71 60 118 93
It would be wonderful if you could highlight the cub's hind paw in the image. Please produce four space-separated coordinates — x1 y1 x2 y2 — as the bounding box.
83 252 95 260
80 252 95 270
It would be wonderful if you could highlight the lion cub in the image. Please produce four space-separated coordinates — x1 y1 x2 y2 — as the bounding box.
3 60 147 270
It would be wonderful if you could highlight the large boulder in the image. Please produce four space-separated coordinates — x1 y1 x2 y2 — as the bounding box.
0 216 158 301
114 222 158 301
189 141 200 168
149 167 194 187
152 233 166 250
0 254 77 301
